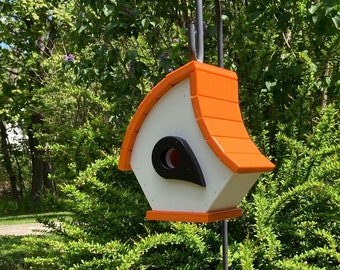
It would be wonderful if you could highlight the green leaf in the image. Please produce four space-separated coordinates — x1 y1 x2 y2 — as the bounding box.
331 14 340 28
103 5 114 17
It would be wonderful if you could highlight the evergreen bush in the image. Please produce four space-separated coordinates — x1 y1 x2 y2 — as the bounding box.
230 105 340 269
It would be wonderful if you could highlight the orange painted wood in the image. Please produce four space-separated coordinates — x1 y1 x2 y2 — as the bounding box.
146 208 242 223
165 61 196 85
190 70 238 102
121 128 138 151
118 149 132 170
137 93 158 115
220 153 275 173
150 78 172 99
212 137 263 154
196 118 250 139
191 96 241 121
126 110 147 132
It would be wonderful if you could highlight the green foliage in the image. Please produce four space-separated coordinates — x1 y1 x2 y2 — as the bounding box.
14 155 221 269
21 235 126 269
230 105 340 269
1 0 339 269
224 0 340 150
61 155 151 243
19 225 220 270
0 235 25 269
118 223 220 270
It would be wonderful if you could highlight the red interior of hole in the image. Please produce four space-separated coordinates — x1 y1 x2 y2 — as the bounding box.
165 148 180 168
169 149 179 168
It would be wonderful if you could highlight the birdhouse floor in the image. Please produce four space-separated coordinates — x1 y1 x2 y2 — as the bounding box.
146 208 242 223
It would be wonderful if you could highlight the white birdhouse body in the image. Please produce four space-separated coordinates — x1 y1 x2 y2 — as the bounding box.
131 78 261 213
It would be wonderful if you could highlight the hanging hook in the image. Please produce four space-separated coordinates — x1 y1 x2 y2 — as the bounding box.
189 0 224 67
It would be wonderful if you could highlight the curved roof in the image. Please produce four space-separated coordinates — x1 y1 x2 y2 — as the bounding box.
119 61 275 173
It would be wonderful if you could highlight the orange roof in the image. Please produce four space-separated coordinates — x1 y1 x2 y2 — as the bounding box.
119 61 275 173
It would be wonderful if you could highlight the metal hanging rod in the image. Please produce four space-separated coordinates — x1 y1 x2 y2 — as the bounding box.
190 2 228 269
189 0 204 61
189 0 224 67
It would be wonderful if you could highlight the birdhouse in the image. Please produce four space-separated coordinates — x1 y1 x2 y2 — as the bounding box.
118 61 275 222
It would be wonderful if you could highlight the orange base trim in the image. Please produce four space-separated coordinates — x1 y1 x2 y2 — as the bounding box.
146 208 242 223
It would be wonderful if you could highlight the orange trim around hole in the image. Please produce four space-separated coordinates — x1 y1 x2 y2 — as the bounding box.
146 208 242 223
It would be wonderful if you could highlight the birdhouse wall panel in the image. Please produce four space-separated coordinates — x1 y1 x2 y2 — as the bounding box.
130 78 236 212
190 71 239 103
191 96 241 121
135 168 208 212
208 173 260 211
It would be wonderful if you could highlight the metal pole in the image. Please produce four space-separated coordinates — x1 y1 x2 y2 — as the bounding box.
214 0 224 68
222 220 228 270
214 1 228 268
195 0 204 62
189 21 197 60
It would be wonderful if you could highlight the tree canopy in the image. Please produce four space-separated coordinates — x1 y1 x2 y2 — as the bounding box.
0 0 339 269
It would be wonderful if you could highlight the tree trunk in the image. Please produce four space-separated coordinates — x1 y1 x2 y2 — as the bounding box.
0 120 21 201
26 18 57 205
28 112 54 205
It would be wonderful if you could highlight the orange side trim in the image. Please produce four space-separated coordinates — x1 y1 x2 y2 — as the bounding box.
137 94 158 115
121 129 138 151
146 208 242 223
118 62 198 170
165 61 196 85
150 78 172 99
118 149 132 170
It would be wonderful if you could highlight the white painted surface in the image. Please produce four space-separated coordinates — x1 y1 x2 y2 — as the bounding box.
132 79 245 212
131 78 261 213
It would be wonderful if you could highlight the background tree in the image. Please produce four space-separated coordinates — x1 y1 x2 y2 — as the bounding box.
0 0 339 269
0 0 74 206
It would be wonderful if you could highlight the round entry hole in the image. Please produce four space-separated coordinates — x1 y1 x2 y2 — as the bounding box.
164 148 179 168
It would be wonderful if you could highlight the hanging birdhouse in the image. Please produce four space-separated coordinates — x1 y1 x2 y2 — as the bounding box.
118 60 275 223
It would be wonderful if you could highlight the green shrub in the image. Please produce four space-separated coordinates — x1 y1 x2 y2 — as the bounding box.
230 105 340 269
60 155 154 243
18 155 221 269
0 236 25 270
